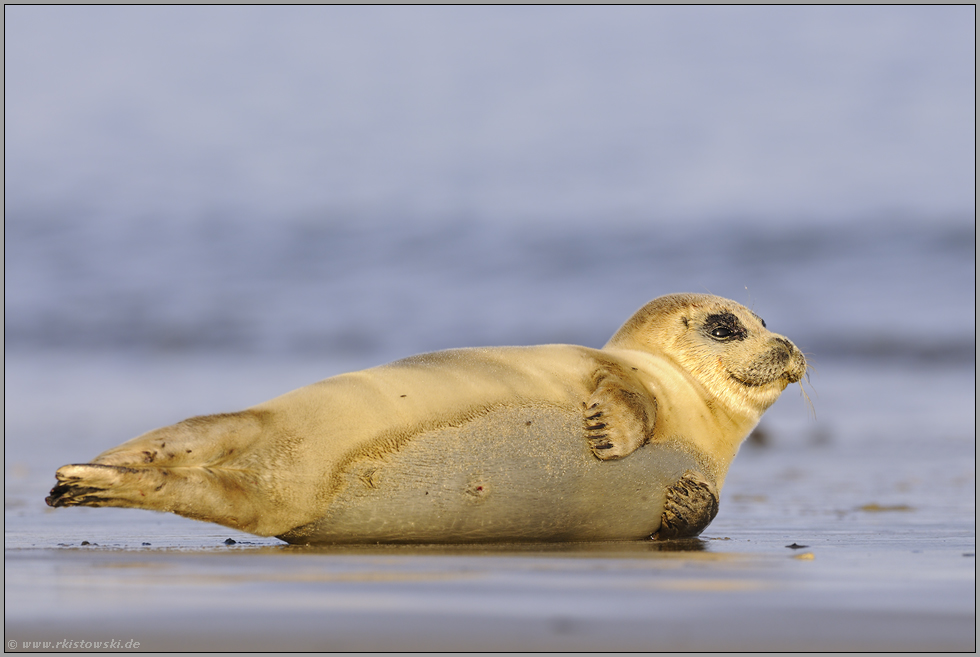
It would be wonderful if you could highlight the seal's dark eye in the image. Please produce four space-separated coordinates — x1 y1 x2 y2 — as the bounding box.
711 327 733 339
703 312 746 342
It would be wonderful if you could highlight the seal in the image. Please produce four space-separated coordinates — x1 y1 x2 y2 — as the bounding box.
46 293 806 544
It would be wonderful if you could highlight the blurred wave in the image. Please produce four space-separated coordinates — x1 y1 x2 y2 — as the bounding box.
5 212 974 368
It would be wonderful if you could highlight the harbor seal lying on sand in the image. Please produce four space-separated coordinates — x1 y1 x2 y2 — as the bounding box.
47 293 806 544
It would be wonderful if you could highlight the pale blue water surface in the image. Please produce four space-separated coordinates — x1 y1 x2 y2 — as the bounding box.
4 5 975 651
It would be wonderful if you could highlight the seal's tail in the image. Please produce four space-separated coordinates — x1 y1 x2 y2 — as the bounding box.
45 410 283 535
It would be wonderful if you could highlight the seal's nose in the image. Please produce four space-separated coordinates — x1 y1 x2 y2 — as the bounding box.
776 337 807 384
768 336 806 384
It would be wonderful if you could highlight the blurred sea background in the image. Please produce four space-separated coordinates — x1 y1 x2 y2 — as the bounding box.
4 6 975 651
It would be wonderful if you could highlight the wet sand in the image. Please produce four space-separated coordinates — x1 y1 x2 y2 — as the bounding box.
4 356 975 651
5 529 974 652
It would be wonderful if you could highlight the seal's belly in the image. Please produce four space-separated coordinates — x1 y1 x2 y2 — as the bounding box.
279 404 699 544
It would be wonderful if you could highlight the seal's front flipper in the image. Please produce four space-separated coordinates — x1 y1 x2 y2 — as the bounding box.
583 369 657 460
651 470 719 539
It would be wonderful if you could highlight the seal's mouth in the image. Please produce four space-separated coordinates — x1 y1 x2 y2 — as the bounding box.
784 364 806 385
728 371 782 388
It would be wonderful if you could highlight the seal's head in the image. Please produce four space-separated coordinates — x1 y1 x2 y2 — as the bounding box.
606 294 807 418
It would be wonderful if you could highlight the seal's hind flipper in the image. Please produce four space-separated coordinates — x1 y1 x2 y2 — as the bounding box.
583 368 657 460
44 410 289 536
46 463 148 508
651 470 719 539
46 458 272 534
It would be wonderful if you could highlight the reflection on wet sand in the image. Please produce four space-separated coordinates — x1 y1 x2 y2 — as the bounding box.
270 537 712 556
